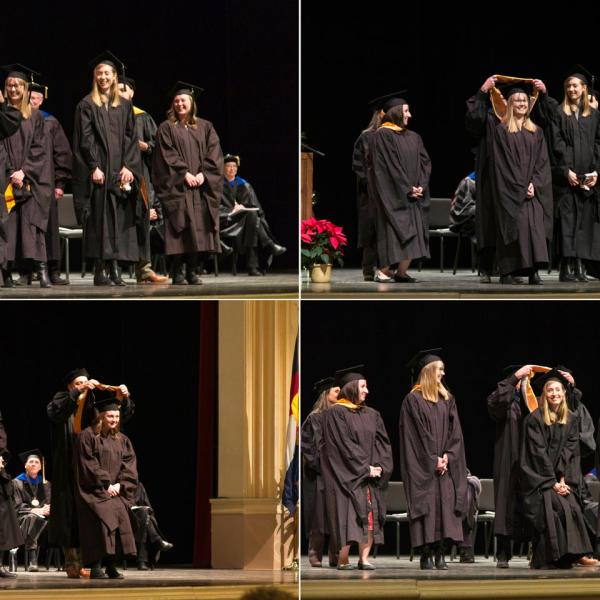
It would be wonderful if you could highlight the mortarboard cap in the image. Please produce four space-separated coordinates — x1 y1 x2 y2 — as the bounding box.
1 63 39 83
168 81 204 100
532 368 571 396
94 394 122 413
223 154 240 166
368 90 408 113
89 50 125 72
18 448 43 465
62 367 89 386
406 348 443 376
566 65 594 88
334 364 365 387
313 377 335 395
29 81 48 99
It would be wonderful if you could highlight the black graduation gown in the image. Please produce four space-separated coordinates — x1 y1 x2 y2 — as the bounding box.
75 427 138 564
72 95 142 261
12 476 52 548
301 411 328 537
487 374 527 538
0 104 22 274
3 109 54 262
548 108 600 260
352 129 377 250
47 389 135 548
220 177 276 254
41 111 73 262
399 391 467 548
0 420 25 551
520 409 591 568
152 119 223 255
130 481 167 562
491 120 553 275
370 126 431 266
321 403 393 550
133 107 162 262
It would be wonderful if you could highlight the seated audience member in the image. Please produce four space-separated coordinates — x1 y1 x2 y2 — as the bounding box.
220 154 286 275
10 449 51 572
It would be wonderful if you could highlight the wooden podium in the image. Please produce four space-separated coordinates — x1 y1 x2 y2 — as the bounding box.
301 152 313 220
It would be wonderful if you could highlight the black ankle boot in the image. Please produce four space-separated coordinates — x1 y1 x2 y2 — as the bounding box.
574 258 588 282
49 261 68 285
108 260 126 286
93 260 113 286
559 258 577 282
528 270 542 285
35 262 51 288
185 255 201 284
171 255 186 285
27 549 38 572
420 546 434 570
434 547 448 570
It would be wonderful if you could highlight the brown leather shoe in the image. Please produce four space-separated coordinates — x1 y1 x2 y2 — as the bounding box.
576 556 599 567
138 271 169 284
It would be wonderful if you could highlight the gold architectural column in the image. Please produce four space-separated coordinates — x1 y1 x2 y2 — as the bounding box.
211 300 299 569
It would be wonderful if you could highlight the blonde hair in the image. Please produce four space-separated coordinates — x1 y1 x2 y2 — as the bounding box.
540 379 568 426
90 64 121 108
310 389 333 413
417 360 450 403
502 93 537 133
562 76 592 118
167 94 198 129
5 77 31 119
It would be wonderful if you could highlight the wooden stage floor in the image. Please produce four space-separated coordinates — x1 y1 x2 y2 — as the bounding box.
302 268 600 299
301 555 600 599
0 271 298 299
0 566 298 599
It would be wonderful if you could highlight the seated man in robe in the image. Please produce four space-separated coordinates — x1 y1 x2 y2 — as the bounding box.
130 481 173 570
220 154 286 275
11 449 51 572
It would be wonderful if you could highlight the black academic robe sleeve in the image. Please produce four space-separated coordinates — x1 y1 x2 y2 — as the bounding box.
465 91 490 139
0 103 22 140
530 129 554 241
301 412 322 474
372 410 394 487
47 389 80 423
487 374 519 421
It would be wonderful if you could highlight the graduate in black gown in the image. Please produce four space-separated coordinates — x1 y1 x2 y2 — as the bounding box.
152 82 223 285
117 77 168 284
11 450 51 572
29 81 72 285
47 368 134 578
0 89 22 287
467 77 553 284
546 70 600 282
486 363 536 567
72 51 142 286
2 65 54 287
351 94 390 281
399 349 467 570
321 366 392 570
220 154 285 275
369 94 431 283
301 377 340 567
74 396 138 579
520 369 591 568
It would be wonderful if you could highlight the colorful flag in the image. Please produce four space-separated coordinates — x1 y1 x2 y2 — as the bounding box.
282 335 299 514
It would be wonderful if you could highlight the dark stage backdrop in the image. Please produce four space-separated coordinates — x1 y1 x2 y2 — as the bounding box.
0 0 298 267
301 300 600 485
302 4 600 266
0 300 215 566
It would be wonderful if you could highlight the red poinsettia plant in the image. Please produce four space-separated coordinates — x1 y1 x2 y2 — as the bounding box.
301 217 348 268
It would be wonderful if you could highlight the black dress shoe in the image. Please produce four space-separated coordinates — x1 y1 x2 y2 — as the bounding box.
394 273 417 283
434 552 448 570
528 271 542 285
137 561 149 571
105 566 124 579
420 555 434 570
270 243 286 257
159 540 173 552
500 274 518 284
90 568 108 578
248 268 262 276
